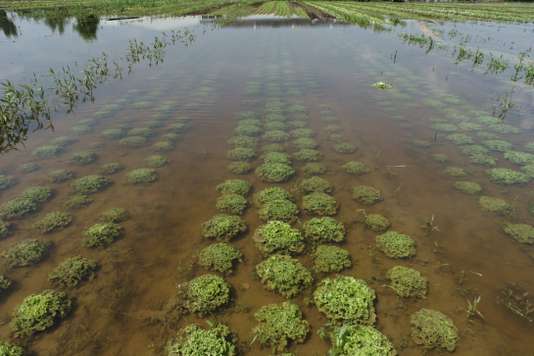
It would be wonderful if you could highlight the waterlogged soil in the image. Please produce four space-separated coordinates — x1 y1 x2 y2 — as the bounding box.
1 14 534 355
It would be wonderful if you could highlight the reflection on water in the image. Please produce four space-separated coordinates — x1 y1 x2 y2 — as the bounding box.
0 13 534 356
0 10 17 37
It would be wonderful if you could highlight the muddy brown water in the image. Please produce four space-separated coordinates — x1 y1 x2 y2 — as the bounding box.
1 13 534 355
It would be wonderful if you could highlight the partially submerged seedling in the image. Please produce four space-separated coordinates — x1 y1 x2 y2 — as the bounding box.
83 223 122 248
364 213 391 233
0 275 12 295
303 163 327 177
64 194 93 210
253 302 309 352
11 289 72 337
183 274 231 314
298 176 333 194
453 181 482 195
20 162 40 173
201 214 247 241
466 296 485 320
34 211 72 233
145 154 168 168
313 245 352 273
326 325 397 356
49 169 74 183
376 231 416 259
198 242 242 274
33 144 64 159
410 308 458 352
294 149 321 162
0 175 15 191
22 186 52 203
227 161 252 175
71 150 97 165
0 220 11 239
99 208 128 223
254 221 305 255
262 151 291 165
313 276 376 324
72 175 111 194
333 142 357 154
387 266 427 298
343 161 370 175
227 147 256 161
256 254 312 298
99 162 124 175
49 256 98 288
119 135 147 147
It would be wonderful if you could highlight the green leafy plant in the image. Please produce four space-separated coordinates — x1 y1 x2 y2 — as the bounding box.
479 196 512 215
302 192 337 216
34 211 72 233
487 168 529 185
198 242 242 274
254 187 292 206
22 186 52 203
258 199 299 222
342 161 370 175
2 239 50 267
227 161 252 175
167 323 236 356
294 149 321 162
299 176 333 194
20 162 40 173
387 266 427 298
216 194 248 215
49 256 98 288
302 217 345 243
453 181 482 194
254 221 305 255
33 144 63 159
410 308 458 352
216 179 251 196
0 220 11 239
99 207 128 223
262 151 291 165
256 162 295 183
364 213 390 233
353 186 382 205
253 302 309 352
0 197 38 219
263 130 289 143
83 223 121 248
303 162 327 177
227 147 256 161
71 150 97 165
119 135 147 147
376 231 416 259
333 142 357 154
72 175 111 194
127 168 157 184
327 324 397 356
145 154 168 168
444 167 466 177
256 254 312 298
184 274 231 314
11 289 72 337
201 215 247 241
0 275 12 295
0 341 24 356
49 169 74 183
313 245 351 273
313 276 376 324
64 194 93 210
503 223 534 244
0 175 15 191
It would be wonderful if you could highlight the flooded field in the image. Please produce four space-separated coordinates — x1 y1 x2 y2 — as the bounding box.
1 6 534 356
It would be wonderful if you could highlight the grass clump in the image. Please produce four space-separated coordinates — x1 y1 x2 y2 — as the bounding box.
254 187 292 206
333 142 357 154
299 176 333 194
303 163 327 177
503 223 534 244
256 163 295 183
0 275 12 295
0 198 37 220
387 266 427 298
145 154 168 168
326 325 397 356
256 254 312 298
0 220 11 239
198 242 242 273
22 186 52 203
254 221 305 255
302 192 337 216
49 256 98 288
487 168 529 185
294 149 321 162
258 199 299 222
99 208 128 223
201 215 247 241
72 175 111 194
253 302 309 352
184 274 231 314
71 151 97 165
444 167 466 177
343 161 370 175
352 186 382 205
216 179 251 196
227 147 256 161
227 161 252 175
99 162 124 175
376 231 416 259
479 196 512 215
2 240 49 267
64 194 92 210
364 213 390 233
313 245 351 273
127 168 157 184
216 194 248 215
0 341 24 356
11 290 71 337
167 323 236 356
453 181 482 194
302 217 345 243
34 211 72 233
313 276 376 324
48 169 74 183
83 223 121 248
410 308 458 352
119 136 147 147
